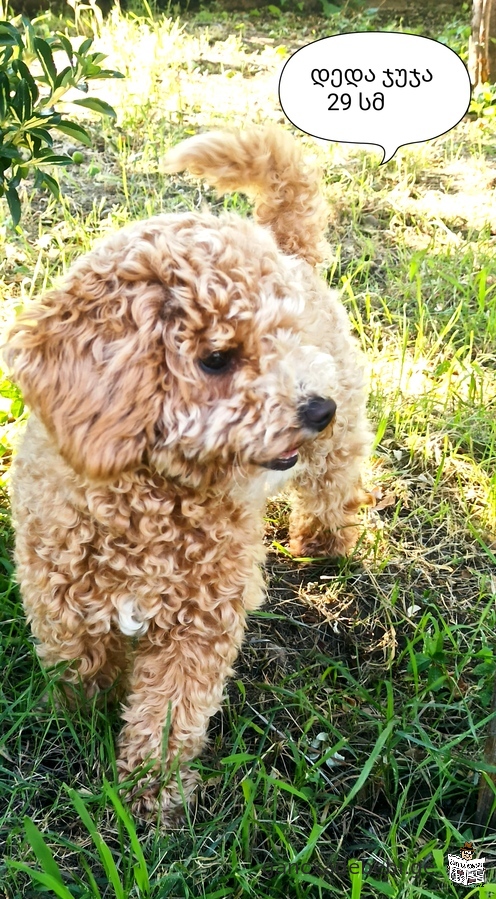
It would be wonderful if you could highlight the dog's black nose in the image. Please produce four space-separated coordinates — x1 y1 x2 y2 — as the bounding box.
299 396 336 432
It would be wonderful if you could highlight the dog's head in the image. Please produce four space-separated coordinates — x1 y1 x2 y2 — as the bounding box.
5 212 337 485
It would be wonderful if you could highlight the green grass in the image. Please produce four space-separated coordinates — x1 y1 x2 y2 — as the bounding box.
1 2 496 897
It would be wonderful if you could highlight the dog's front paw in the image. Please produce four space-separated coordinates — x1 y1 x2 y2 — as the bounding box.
289 489 374 559
289 524 360 559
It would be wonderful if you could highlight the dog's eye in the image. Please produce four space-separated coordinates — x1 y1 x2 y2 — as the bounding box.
199 351 234 375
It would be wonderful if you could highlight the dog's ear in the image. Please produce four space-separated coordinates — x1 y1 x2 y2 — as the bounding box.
4 261 166 480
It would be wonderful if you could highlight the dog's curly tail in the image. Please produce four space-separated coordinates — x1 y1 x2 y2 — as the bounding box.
164 127 329 267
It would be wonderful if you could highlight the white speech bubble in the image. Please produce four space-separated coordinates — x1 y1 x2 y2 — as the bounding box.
278 32 471 164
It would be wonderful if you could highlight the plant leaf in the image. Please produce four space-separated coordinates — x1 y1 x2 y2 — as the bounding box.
40 170 61 198
34 37 57 90
13 79 32 120
0 21 23 50
6 862 75 899
23 817 65 883
53 65 74 91
5 184 21 224
103 780 150 894
55 120 92 146
72 97 117 118
88 68 125 80
25 127 54 144
54 32 75 64
336 719 397 814
66 788 125 899
31 151 72 165
0 71 10 119
12 59 39 103
0 145 24 161
78 37 94 55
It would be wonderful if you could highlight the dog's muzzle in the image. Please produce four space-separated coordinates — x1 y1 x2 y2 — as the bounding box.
299 396 337 433
261 396 336 471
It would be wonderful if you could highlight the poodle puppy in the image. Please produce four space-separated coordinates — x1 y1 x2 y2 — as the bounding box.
5 127 371 823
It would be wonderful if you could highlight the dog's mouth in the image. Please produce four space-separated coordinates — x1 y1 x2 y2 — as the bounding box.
260 446 300 471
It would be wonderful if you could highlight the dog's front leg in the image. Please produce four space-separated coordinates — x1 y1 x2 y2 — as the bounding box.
116 599 245 823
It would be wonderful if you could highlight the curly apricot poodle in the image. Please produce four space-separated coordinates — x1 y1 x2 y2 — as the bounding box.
5 127 371 823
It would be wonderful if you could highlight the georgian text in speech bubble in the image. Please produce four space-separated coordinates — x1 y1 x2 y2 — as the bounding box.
278 32 471 164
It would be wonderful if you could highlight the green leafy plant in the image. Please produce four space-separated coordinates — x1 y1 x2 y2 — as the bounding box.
470 82 496 119
0 18 123 224
7 781 151 898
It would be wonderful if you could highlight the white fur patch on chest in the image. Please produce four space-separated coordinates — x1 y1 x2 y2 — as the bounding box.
116 597 149 637
253 465 297 500
262 467 295 498
230 465 296 510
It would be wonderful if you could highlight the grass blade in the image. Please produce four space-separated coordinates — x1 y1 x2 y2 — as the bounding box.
67 787 125 899
103 779 150 894
22 816 66 883
336 720 396 814
7 861 75 899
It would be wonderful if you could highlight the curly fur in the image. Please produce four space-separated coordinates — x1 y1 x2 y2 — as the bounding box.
5 127 372 823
